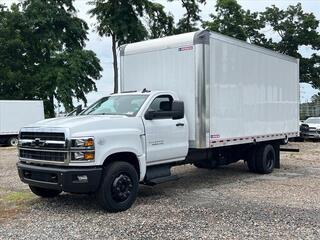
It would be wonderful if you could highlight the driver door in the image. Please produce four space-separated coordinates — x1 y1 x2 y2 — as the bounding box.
143 95 188 165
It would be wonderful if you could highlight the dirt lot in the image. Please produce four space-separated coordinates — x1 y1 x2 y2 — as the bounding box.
0 142 319 239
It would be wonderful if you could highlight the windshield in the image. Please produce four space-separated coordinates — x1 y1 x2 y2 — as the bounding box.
81 95 148 116
304 118 320 124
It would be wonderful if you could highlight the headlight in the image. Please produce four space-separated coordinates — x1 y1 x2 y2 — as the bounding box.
71 137 94 148
70 137 95 161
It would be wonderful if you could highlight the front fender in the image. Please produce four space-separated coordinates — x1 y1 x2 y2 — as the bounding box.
92 130 146 181
100 148 146 181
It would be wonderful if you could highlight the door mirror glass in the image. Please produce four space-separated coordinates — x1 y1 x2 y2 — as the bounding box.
172 101 184 120
144 97 184 120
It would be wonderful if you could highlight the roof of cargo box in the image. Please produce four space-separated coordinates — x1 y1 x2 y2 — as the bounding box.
120 31 200 56
120 30 298 63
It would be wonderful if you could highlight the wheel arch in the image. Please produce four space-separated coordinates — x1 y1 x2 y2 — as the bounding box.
103 151 146 181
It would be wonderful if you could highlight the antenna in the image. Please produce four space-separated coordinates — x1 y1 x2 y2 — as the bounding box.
142 88 151 93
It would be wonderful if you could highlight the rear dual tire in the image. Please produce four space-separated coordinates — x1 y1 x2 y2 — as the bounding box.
246 144 276 174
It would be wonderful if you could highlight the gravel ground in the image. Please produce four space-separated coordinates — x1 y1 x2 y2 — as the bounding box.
0 142 319 239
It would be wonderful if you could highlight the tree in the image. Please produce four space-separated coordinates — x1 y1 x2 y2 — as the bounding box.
0 1 102 117
0 4 32 101
203 0 268 45
144 2 175 39
89 0 148 93
170 0 206 34
262 3 320 87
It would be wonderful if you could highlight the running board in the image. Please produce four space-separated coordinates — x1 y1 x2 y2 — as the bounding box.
143 164 179 186
144 175 179 186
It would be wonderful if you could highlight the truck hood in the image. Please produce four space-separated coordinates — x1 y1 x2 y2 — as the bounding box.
23 115 144 136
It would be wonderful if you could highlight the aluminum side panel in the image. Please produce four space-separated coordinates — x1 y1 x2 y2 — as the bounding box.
209 37 299 142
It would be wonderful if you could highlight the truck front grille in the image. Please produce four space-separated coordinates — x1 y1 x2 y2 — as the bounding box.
20 132 65 141
20 149 66 162
19 129 68 164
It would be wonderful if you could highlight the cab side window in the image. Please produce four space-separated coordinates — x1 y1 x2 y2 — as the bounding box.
147 95 173 117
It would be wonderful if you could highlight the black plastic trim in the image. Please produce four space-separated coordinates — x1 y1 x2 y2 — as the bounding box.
17 162 103 193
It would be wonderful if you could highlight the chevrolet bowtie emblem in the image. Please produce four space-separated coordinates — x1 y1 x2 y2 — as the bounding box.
32 138 46 147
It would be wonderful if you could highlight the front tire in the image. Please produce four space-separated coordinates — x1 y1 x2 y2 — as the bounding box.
97 161 139 212
29 186 61 198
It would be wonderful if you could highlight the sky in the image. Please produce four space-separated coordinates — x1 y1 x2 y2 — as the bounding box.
3 0 320 106
72 0 320 106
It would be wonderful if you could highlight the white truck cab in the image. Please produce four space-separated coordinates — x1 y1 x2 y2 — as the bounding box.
17 90 188 212
17 31 299 212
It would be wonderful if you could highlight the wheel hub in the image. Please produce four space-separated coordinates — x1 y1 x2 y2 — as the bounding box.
111 174 133 202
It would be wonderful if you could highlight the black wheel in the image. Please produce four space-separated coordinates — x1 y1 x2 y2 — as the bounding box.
8 136 18 146
97 161 138 212
245 148 257 173
255 144 276 174
29 185 61 198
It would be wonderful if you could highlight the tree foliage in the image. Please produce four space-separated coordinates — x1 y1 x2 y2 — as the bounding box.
170 0 206 34
0 1 102 117
262 3 320 86
144 2 175 39
203 0 269 45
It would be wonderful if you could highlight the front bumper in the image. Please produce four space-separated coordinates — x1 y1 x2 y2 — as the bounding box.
300 132 320 139
17 162 103 193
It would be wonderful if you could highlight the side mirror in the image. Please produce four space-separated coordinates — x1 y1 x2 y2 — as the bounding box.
76 105 82 115
145 110 156 120
172 101 184 120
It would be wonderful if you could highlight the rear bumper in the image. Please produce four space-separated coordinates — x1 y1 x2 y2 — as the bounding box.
17 162 102 193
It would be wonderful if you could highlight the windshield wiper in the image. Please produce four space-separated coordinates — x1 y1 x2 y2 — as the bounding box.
89 113 128 116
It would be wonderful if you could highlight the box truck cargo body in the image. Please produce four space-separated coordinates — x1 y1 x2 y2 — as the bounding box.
0 100 44 145
120 30 300 148
16 31 299 212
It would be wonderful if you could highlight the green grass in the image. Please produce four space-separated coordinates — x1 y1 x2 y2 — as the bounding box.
0 191 36 222
1 191 35 204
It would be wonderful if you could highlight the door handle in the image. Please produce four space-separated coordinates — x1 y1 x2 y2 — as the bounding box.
176 123 184 127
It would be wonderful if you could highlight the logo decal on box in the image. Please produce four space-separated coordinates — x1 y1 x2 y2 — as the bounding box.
211 134 220 139
178 46 193 51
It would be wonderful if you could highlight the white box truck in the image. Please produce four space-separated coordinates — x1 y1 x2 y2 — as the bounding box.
0 100 44 146
17 31 299 212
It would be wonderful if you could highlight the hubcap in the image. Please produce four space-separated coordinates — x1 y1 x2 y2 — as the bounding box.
10 138 18 146
111 173 133 202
